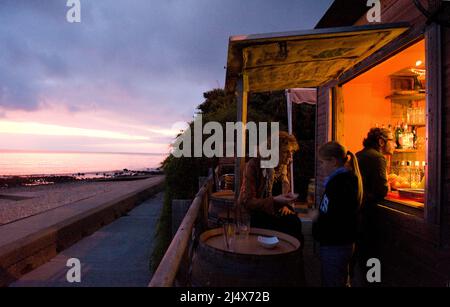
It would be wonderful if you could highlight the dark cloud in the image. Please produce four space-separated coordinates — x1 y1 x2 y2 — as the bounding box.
0 0 332 123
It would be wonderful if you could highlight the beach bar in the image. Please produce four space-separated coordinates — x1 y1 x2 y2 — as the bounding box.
150 0 450 286
313 0 450 286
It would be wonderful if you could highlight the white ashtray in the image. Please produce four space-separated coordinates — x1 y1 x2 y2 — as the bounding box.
257 236 279 249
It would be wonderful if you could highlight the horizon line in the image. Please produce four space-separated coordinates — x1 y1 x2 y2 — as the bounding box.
0 148 169 156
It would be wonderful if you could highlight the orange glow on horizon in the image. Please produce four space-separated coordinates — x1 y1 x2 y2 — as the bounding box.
0 120 150 141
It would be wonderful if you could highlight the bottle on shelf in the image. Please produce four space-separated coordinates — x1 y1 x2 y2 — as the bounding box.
401 123 410 149
412 161 421 188
413 107 419 125
395 123 403 149
399 160 407 179
408 125 414 149
412 127 417 149
407 161 412 186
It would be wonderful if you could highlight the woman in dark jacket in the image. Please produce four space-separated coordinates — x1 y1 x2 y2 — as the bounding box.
312 141 363 287
238 131 303 243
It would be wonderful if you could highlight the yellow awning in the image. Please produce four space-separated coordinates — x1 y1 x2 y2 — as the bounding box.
225 23 409 93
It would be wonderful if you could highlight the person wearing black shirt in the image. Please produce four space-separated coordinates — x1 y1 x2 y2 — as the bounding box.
355 127 395 286
312 141 363 287
356 127 395 209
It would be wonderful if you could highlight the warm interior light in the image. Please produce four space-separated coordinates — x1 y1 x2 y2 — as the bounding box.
411 68 426 77
416 60 422 67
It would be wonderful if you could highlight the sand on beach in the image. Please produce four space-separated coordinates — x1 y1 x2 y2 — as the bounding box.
0 178 160 225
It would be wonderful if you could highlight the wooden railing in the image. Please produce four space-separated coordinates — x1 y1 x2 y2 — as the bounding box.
149 175 213 287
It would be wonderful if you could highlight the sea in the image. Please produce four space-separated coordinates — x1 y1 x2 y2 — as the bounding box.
0 150 167 176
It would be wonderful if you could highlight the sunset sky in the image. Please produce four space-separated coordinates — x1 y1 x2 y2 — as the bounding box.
0 0 332 154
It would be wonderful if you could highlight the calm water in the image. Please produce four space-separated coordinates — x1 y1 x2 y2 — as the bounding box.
0 151 167 176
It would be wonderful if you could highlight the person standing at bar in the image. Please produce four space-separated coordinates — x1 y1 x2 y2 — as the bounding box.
355 127 396 285
312 141 363 287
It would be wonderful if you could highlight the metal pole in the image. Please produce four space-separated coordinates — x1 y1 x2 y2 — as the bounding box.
286 89 294 194
235 75 248 205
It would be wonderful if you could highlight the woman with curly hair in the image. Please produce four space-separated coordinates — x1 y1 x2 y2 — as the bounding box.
238 131 303 243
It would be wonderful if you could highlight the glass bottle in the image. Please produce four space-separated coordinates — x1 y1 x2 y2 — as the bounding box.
408 126 414 150
395 123 403 149
407 161 413 187
413 161 421 187
402 123 410 149
399 161 407 179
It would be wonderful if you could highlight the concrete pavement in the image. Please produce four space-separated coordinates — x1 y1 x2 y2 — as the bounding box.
11 192 164 287
0 176 164 286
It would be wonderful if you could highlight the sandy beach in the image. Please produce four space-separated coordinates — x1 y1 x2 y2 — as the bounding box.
0 176 161 225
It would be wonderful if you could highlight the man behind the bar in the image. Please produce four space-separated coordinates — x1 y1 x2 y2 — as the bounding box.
354 127 395 286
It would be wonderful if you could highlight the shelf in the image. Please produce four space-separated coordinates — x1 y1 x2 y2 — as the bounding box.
386 93 426 100
394 149 418 153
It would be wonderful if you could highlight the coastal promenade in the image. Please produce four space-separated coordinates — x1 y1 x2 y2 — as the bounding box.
0 175 164 286
11 192 164 287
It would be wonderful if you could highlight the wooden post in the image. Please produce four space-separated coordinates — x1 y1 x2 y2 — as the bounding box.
332 85 345 143
234 75 248 204
327 88 333 142
199 175 210 226
425 23 442 228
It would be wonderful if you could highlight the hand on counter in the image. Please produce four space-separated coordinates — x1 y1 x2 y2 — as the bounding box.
273 193 297 205
279 205 296 216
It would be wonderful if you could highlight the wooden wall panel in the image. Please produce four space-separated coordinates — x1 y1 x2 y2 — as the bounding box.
442 26 450 248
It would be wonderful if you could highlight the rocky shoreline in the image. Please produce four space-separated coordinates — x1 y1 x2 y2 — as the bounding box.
0 168 164 188
0 176 164 225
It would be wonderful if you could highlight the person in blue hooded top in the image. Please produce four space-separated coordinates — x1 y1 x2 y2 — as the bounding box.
312 141 363 287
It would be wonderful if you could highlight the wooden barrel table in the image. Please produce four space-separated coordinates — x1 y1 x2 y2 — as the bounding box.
208 190 235 226
190 228 302 287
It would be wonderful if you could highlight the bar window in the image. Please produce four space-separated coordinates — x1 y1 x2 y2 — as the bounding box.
339 39 426 210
